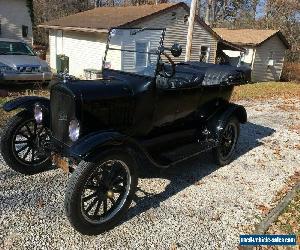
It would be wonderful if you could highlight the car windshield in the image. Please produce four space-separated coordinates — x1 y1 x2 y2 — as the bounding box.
0 41 35 56
104 28 164 77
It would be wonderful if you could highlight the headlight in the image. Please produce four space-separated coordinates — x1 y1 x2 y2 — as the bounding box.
0 65 16 73
34 104 43 124
69 119 80 142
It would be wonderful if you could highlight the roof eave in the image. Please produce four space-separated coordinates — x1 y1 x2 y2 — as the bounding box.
256 31 291 49
219 39 246 52
38 24 108 33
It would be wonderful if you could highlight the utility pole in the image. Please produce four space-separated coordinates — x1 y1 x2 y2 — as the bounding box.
185 0 198 61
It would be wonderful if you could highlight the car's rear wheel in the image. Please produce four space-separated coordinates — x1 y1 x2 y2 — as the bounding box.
64 149 138 235
0 110 52 174
213 116 240 166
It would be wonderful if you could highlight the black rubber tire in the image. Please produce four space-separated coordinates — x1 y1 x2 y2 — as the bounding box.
0 110 52 175
64 149 138 235
212 116 240 166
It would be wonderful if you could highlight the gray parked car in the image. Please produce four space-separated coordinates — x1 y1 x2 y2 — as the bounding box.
0 38 52 84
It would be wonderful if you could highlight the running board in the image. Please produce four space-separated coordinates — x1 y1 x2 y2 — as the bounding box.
146 139 218 168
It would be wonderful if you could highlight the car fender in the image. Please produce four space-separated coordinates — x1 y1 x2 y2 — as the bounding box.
3 96 50 126
3 96 50 112
68 131 172 169
217 103 247 124
68 131 135 162
207 103 247 139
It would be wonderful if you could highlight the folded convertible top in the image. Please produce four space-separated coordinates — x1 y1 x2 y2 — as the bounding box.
166 62 252 88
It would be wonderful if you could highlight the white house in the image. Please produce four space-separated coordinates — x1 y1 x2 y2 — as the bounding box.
39 2 242 78
214 28 290 82
0 0 33 44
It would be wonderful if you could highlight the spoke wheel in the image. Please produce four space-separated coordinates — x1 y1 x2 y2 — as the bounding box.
12 119 50 166
81 160 131 224
219 123 237 159
213 116 240 166
64 149 138 235
0 110 52 175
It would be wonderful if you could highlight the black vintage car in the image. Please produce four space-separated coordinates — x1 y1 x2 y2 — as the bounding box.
0 28 250 235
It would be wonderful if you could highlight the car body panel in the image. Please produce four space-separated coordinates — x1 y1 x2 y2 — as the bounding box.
0 55 49 69
0 71 53 82
3 28 249 169
0 40 52 83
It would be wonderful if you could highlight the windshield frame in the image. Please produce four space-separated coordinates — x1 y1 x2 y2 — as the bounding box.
102 27 166 78
0 41 36 56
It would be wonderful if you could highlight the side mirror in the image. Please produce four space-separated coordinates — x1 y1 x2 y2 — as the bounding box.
171 43 182 57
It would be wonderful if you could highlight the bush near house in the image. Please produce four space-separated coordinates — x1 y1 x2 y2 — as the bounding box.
281 62 300 83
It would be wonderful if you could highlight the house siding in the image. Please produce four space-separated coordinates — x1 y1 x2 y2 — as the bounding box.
49 30 56 69
252 35 287 82
128 6 218 63
49 30 107 77
107 29 163 73
0 0 33 44
48 5 218 77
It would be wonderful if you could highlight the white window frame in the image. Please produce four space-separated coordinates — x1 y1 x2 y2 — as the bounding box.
199 45 211 63
267 51 275 66
135 40 149 68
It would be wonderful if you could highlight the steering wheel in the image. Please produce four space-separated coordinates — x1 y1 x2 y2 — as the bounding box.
158 52 176 78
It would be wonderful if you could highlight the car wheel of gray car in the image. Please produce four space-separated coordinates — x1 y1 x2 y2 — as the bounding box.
0 110 52 175
64 149 138 235
213 116 240 166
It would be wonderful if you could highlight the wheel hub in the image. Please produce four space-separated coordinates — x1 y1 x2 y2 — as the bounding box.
106 190 114 199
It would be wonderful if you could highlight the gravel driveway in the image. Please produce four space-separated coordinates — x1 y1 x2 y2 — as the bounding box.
0 98 299 250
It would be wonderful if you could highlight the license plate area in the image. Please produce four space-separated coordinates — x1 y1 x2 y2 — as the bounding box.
52 154 69 173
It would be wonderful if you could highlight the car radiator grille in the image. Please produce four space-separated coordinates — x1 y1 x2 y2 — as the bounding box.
17 65 41 73
50 89 75 144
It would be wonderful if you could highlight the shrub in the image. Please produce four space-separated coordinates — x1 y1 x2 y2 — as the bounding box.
281 62 300 83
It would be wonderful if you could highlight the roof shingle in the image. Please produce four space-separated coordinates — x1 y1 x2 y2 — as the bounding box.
213 28 289 48
39 3 180 31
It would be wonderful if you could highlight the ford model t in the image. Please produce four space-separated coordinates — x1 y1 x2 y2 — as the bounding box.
1 28 250 235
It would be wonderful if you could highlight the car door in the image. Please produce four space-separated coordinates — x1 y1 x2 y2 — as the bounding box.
174 85 202 121
153 76 180 127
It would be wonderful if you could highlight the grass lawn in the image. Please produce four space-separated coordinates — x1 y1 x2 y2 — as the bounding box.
267 190 300 243
231 81 300 101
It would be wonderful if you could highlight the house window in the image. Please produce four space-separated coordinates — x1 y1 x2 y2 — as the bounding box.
184 14 189 24
200 45 210 62
268 51 275 66
135 41 148 67
171 12 177 20
22 25 28 38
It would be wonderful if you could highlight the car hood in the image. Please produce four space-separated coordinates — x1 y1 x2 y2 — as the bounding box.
0 55 48 68
54 77 134 101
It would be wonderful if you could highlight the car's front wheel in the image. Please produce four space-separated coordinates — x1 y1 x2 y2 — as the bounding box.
64 149 138 235
0 110 52 175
